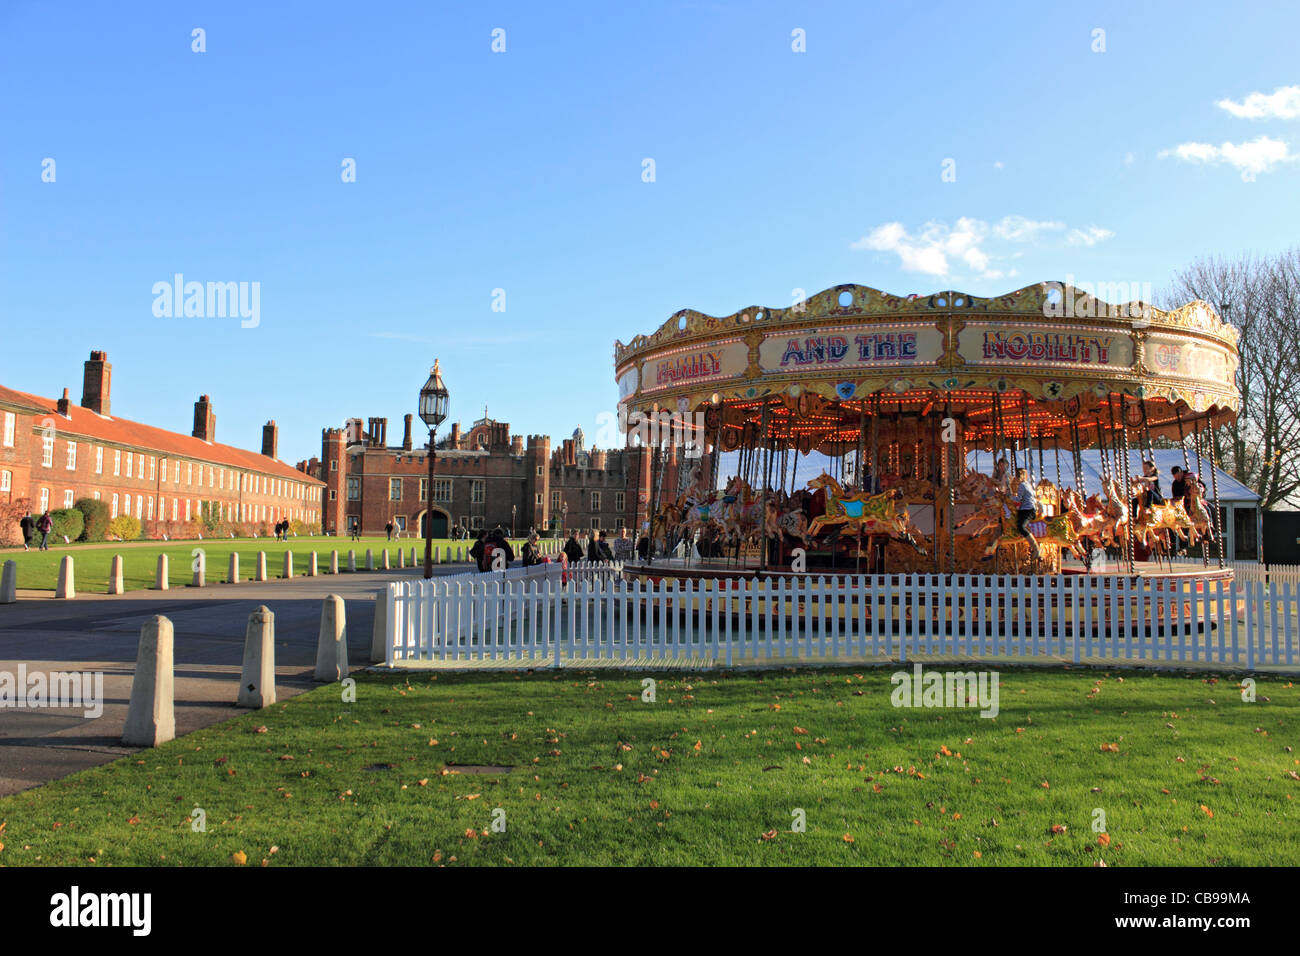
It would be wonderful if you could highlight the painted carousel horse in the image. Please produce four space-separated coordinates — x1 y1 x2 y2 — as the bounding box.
1128 477 1193 559
805 472 926 554
1184 478 1215 546
1061 487 1116 548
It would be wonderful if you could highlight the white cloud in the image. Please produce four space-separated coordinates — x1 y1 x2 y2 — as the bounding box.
850 216 1097 279
1066 226 1115 246
1159 135 1295 181
993 160 1004 170
1216 85 1300 120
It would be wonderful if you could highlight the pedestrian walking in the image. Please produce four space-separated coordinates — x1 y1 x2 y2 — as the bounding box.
19 513 35 551
37 510 53 551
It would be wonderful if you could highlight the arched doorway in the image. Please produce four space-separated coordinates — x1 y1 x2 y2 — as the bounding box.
417 508 450 539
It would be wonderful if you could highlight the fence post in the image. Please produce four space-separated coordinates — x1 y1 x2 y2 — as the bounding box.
237 606 276 708
0 559 16 603
370 587 390 663
108 554 125 595
122 615 175 747
314 594 349 682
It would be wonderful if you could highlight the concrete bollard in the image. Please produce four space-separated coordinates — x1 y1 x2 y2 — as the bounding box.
237 606 276 708
308 552 318 576
0 560 16 603
255 551 268 582
330 550 339 574
283 551 294 579
365 549 375 571
227 552 239 584
397 548 405 569
381 549 390 570
314 594 348 682
192 549 205 588
409 546 415 566
56 555 76 598
370 587 389 663
347 550 356 572
122 615 175 747
154 554 168 591
108 555 125 595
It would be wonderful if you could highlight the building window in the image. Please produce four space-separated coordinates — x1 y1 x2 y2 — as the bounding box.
125 451 133 478
616 492 625 511
185 499 192 521
395 516 407 531
137 494 143 517
331 459 338 471
591 491 601 511
187 462 193 485
471 480 484 504
174 460 180 482
1 412 13 447
329 489 337 500
93 446 102 474
64 489 74 508
389 478 402 500
346 477 360 500
159 495 165 517
433 478 451 502
123 494 131 517
66 441 77 470
0 470 10 492
147 497 154 520
171 499 178 521
150 457 156 480
114 450 121 476
551 490 561 511
111 493 119 517
536 493 543 505
470 515 484 530
615 517 626 530
42 435 54 467
536 465 543 476
590 518 600 530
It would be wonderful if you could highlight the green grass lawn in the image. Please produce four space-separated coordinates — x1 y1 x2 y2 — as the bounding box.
1 666 1296 866
0 536 539 592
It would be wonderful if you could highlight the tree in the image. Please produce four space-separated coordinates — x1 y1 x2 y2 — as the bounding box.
1165 249 1300 510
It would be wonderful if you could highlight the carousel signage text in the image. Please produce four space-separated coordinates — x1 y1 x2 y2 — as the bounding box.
778 332 918 367
980 330 1115 365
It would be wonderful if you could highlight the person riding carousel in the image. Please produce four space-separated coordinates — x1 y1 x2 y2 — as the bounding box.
1131 459 1165 522
1014 467 1044 564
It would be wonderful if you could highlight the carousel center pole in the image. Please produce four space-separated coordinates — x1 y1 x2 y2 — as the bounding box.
1206 412 1225 569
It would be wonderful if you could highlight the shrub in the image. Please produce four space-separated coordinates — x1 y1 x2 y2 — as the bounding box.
107 515 142 541
50 508 85 542
0 497 33 547
75 497 111 542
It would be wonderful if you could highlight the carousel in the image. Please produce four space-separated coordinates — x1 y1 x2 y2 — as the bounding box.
614 282 1240 585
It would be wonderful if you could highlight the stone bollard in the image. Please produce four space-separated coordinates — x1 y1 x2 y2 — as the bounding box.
56 555 76 598
283 551 294 579
409 546 416 566
108 555 125 595
227 552 240 584
347 550 356 572
370 587 390 663
255 551 268 582
314 594 348 682
397 548 405 569
365 549 375 571
192 549 205 588
237 606 276 708
381 549 390 570
308 552 319 576
154 554 169 591
330 550 339 574
0 559 16 603
122 615 175 747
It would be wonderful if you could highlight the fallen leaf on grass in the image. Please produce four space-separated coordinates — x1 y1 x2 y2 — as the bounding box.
231 851 247 865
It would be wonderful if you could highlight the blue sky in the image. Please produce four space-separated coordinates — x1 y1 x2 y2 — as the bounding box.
2 0 1298 465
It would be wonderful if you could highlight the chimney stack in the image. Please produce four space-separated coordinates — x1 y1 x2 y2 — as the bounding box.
81 350 112 416
57 388 71 417
262 420 279 459
192 395 216 442
402 414 413 451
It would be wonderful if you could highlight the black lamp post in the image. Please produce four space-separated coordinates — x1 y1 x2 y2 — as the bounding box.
419 360 449 579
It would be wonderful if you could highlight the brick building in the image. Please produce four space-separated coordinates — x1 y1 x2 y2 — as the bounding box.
0 351 324 540
309 409 691 539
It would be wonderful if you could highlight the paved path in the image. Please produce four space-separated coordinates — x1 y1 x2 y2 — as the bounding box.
0 567 455 797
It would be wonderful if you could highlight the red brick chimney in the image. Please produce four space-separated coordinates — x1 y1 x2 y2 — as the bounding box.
81 350 111 416
262 420 279 459
193 395 216 442
402 414 413 451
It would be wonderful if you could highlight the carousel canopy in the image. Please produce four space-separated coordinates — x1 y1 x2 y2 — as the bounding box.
614 283 1240 454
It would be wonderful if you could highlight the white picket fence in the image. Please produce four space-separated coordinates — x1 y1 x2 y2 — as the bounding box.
384 570 1300 670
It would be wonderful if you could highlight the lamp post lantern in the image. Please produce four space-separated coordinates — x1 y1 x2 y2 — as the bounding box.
419 360 450 579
